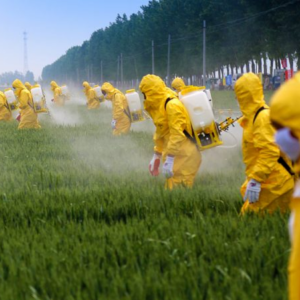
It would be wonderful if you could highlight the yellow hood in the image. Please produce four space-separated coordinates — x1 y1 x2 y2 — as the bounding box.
234 72 265 118
50 81 59 91
101 82 116 100
12 79 26 98
270 72 300 139
139 74 175 111
83 81 91 95
25 82 32 90
171 77 186 92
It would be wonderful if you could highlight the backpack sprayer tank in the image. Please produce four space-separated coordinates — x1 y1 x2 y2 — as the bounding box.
61 85 70 100
31 85 49 114
4 89 18 111
179 86 239 151
93 85 105 102
125 89 145 123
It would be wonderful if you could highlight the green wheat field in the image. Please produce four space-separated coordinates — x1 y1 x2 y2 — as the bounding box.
0 90 290 300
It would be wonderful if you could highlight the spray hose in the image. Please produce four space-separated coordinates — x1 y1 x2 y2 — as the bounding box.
218 130 239 149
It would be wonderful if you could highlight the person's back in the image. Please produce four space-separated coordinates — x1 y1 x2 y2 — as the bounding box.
101 82 131 136
270 72 300 300
0 91 12 121
82 81 100 110
235 72 294 214
13 79 40 129
140 74 201 189
50 81 64 106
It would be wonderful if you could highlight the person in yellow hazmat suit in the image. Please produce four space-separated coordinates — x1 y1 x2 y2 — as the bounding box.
25 82 32 91
50 81 64 106
234 72 294 214
12 79 40 129
171 77 186 94
82 81 100 110
0 91 12 121
269 72 300 300
139 74 202 190
101 82 131 135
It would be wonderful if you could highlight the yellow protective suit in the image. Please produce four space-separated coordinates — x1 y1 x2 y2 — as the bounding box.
171 77 186 93
50 81 64 106
101 82 131 136
0 91 12 121
82 81 100 110
234 72 294 214
12 79 40 129
139 74 202 189
270 72 300 300
25 82 32 91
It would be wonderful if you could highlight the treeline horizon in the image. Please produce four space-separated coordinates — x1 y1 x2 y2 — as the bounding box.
41 0 300 84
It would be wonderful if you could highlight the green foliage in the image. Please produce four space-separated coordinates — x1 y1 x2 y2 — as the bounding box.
0 71 35 85
0 92 290 299
42 0 300 83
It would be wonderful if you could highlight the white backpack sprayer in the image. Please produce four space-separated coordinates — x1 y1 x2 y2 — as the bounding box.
93 85 105 103
125 89 150 123
177 86 240 151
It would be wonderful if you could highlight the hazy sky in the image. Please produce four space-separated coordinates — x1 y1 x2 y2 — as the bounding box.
0 0 150 79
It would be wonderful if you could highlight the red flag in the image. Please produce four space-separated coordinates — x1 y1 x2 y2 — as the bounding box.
281 58 287 69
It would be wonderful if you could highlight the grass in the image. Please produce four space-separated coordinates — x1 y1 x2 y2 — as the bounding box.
0 90 291 300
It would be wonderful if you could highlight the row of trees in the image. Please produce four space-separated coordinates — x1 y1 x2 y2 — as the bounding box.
42 0 300 85
0 71 34 86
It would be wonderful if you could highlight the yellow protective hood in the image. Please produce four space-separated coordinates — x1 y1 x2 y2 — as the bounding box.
50 81 59 91
270 72 300 139
12 79 26 98
101 82 116 100
25 82 32 90
171 77 186 92
139 74 175 111
234 73 265 118
83 81 91 95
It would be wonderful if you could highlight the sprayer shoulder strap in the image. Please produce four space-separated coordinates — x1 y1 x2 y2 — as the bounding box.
253 107 267 124
164 98 197 145
253 106 295 176
123 105 132 122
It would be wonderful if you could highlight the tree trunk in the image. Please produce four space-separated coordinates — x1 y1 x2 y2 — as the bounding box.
246 62 250 73
277 58 281 69
270 59 274 75
263 56 267 74
251 60 256 73
257 57 262 73
288 54 293 71
226 65 229 76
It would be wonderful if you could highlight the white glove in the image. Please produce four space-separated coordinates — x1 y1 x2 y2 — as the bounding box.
162 155 175 178
244 179 261 203
149 153 161 176
275 127 300 161
111 119 116 129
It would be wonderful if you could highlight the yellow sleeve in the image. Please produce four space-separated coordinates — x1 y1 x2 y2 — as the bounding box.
289 198 300 300
88 89 96 104
165 100 187 156
113 93 125 120
153 132 164 154
19 90 30 109
54 88 61 101
0 95 5 108
250 110 280 182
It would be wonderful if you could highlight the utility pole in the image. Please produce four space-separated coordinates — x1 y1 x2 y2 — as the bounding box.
167 34 171 86
100 60 103 83
152 40 155 74
203 20 206 86
23 31 28 76
121 53 124 90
